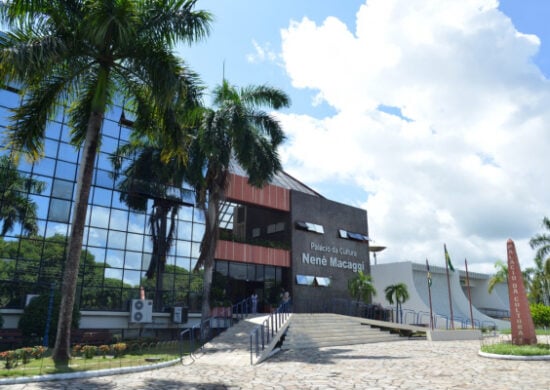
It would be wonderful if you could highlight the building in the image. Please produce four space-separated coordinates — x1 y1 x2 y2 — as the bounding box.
371 262 510 329
0 85 371 333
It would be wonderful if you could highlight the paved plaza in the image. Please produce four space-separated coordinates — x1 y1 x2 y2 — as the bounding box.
2 338 549 390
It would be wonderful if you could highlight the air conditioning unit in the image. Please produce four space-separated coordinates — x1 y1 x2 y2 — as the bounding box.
171 306 188 323
129 299 153 323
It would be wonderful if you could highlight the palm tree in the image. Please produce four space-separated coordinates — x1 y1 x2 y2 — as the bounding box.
529 217 550 305
0 0 211 362
185 80 290 321
0 155 45 236
488 260 508 294
348 270 377 305
112 127 198 311
384 283 409 323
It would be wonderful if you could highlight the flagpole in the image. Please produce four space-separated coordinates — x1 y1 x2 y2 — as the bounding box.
465 258 475 329
426 258 434 330
444 244 455 329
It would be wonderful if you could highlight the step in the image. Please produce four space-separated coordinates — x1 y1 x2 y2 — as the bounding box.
280 313 406 350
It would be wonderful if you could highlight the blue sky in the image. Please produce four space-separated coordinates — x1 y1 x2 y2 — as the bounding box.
180 0 550 273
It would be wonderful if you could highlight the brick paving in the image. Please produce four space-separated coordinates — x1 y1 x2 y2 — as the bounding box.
2 337 549 390
1 315 548 390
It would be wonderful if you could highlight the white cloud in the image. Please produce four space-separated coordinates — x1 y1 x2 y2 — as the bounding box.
246 39 278 63
278 0 550 272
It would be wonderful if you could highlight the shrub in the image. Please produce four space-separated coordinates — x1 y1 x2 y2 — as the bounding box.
98 344 110 357
530 303 550 327
81 345 97 359
31 345 47 359
16 347 33 364
0 350 18 369
72 344 82 357
112 342 127 357
18 292 80 347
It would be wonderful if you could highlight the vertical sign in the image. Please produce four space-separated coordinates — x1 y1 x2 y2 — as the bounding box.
506 239 537 345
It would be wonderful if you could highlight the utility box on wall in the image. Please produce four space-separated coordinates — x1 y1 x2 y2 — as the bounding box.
129 299 153 323
172 306 188 323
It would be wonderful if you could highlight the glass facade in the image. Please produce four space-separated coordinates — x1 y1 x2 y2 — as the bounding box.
0 87 205 312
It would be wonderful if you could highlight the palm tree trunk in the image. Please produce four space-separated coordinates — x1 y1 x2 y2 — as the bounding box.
200 191 220 321
52 111 103 362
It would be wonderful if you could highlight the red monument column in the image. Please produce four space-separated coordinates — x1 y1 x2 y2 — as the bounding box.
506 239 537 345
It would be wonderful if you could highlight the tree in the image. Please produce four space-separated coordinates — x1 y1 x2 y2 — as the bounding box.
384 283 409 323
185 80 290 321
112 136 197 311
0 155 45 236
348 270 377 305
488 260 508 294
529 217 550 305
0 0 211 362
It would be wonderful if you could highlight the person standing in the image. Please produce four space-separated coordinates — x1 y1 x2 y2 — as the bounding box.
251 292 258 314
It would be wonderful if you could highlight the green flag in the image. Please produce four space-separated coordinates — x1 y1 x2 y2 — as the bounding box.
444 244 455 272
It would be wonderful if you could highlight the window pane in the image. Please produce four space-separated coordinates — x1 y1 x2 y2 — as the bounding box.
105 267 123 281
55 161 77 181
51 179 73 200
90 206 110 228
92 187 112 207
108 230 126 250
106 249 124 268
128 212 146 233
32 157 55 176
109 209 128 231
94 168 114 189
192 224 204 242
48 199 71 222
124 251 142 270
44 138 58 158
57 142 78 163
126 232 144 252
174 240 190 257
87 227 108 248
229 262 247 280
45 222 69 237
123 270 141 287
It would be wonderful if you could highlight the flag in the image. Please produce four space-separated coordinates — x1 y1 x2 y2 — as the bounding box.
426 259 432 287
444 244 455 272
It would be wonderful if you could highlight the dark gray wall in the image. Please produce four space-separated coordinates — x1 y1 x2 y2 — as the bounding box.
290 191 370 313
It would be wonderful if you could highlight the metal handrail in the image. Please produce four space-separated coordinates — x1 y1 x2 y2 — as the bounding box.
249 301 292 365
179 297 254 362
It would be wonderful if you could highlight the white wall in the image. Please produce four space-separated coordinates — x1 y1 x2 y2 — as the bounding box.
372 262 510 330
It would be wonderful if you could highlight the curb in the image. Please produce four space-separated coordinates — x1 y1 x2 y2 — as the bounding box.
0 357 181 385
478 350 550 361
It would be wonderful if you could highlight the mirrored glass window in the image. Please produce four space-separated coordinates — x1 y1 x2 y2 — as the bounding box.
48 198 71 222
51 178 73 200
108 230 126 250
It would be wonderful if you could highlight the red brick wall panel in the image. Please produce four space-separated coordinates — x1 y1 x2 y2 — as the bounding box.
225 174 289 211
215 240 290 267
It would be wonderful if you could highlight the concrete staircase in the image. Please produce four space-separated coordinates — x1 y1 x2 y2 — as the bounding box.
281 313 406 350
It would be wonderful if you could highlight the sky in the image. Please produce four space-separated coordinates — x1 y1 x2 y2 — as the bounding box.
179 0 550 274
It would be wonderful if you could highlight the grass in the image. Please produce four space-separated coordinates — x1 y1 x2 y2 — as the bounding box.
480 342 550 356
0 341 190 379
481 328 550 357
498 328 550 336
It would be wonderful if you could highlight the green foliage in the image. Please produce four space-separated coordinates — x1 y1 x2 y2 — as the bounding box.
0 155 45 237
18 292 80 347
384 283 410 323
488 260 508 294
528 217 550 305
0 235 101 308
348 271 376 304
481 342 550 356
530 303 550 327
